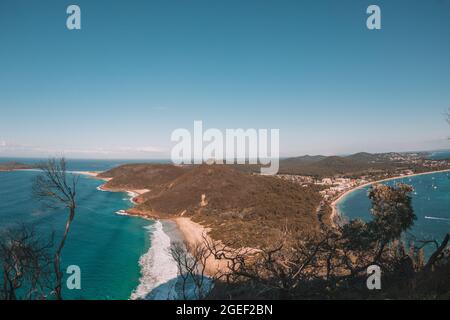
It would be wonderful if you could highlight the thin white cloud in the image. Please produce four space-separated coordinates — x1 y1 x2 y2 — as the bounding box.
0 141 168 158
116 146 166 153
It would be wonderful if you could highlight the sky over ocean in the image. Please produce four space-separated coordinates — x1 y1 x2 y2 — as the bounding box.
0 0 449 158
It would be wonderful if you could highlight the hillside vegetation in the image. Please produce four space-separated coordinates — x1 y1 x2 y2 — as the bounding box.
99 164 323 247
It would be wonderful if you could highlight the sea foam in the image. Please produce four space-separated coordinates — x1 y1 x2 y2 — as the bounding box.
424 216 450 221
130 221 179 300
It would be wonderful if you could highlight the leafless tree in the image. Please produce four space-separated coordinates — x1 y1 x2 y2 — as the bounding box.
33 158 78 300
0 225 54 300
170 239 216 300
204 231 337 299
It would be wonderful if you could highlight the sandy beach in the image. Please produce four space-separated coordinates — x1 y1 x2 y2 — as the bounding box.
173 217 230 276
330 168 450 226
72 170 101 177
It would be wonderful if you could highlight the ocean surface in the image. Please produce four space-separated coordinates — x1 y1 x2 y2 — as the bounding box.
337 171 450 257
0 159 182 300
428 150 450 160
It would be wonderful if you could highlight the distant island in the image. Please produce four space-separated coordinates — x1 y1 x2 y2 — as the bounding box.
0 162 35 171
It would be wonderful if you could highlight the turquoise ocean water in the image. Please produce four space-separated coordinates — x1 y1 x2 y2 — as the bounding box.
0 159 182 300
337 171 450 256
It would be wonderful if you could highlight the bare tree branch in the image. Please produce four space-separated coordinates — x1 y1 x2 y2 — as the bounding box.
0 224 54 300
33 158 78 300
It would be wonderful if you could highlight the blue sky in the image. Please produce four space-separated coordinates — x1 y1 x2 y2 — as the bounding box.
0 0 449 158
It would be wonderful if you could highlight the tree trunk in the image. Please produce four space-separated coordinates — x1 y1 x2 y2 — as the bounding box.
424 234 450 272
53 207 75 300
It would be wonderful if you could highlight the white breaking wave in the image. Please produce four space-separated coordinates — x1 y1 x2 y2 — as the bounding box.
127 191 138 204
97 185 136 204
424 216 450 221
97 184 180 299
130 221 179 300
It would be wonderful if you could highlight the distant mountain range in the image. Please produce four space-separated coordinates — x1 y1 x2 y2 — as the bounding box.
278 152 427 177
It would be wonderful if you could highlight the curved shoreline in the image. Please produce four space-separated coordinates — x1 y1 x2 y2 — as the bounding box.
77 171 226 278
84 173 181 299
330 168 450 226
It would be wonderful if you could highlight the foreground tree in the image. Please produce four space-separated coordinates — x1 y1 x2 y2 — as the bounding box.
340 183 416 273
171 240 216 300
0 225 54 300
33 158 78 300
